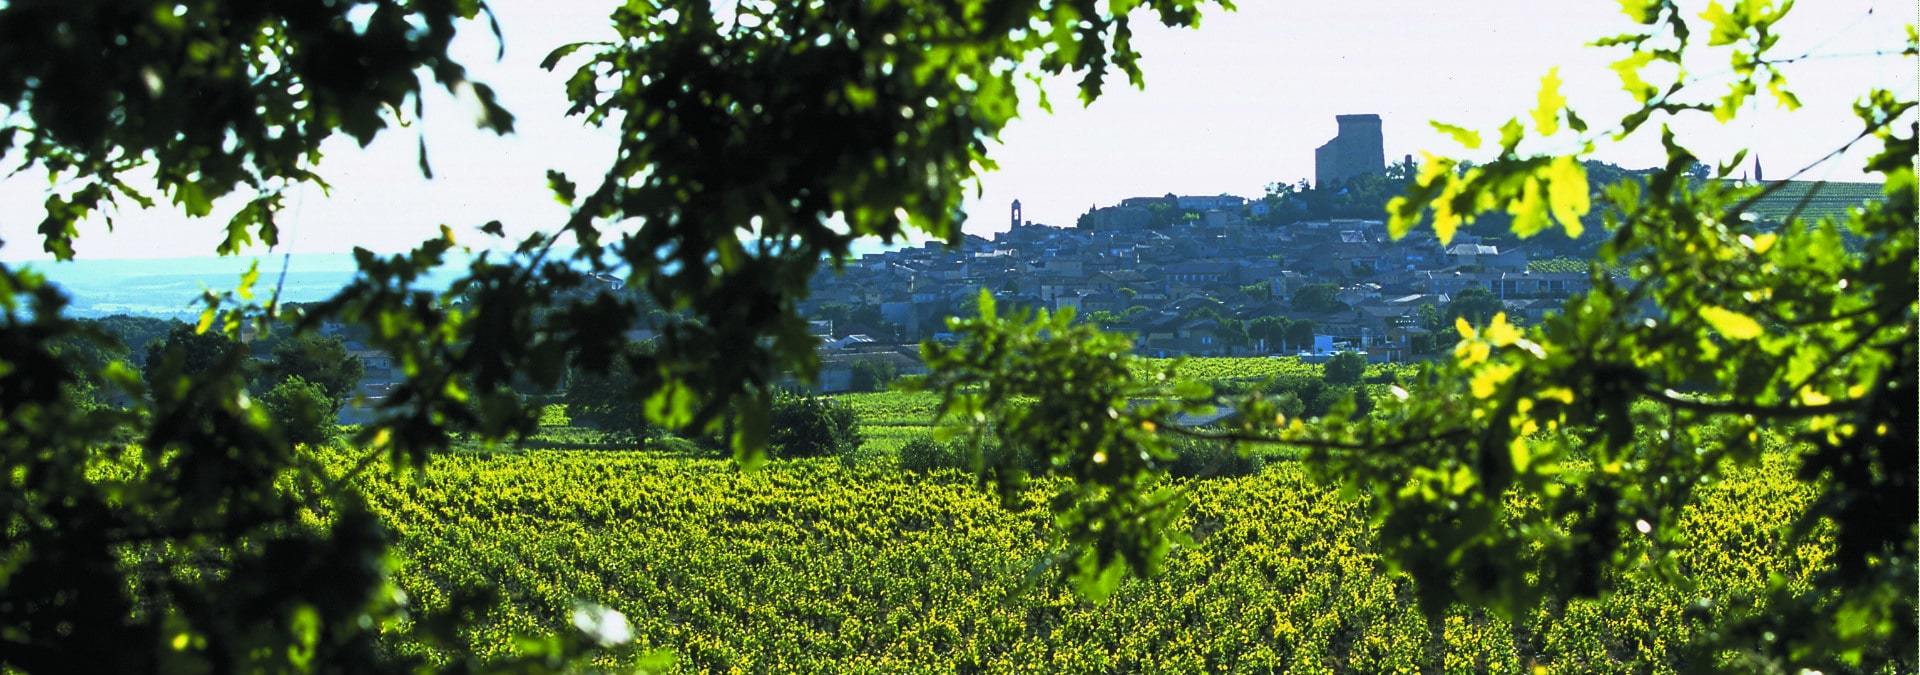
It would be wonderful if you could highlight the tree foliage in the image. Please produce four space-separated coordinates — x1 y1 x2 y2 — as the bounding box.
142 321 248 393
261 333 364 411
1444 286 1506 326
0 0 1230 670
1322 351 1365 386
89 315 176 366
0 0 515 259
924 3 1916 671
1247 315 1291 352
915 294 1206 598
767 392 862 459
563 347 658 441
262 374 337 447
1289 282 1342 313
848 357 899 393
0 0 1906 671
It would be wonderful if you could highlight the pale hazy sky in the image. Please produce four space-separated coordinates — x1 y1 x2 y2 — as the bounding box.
0 0 1909 261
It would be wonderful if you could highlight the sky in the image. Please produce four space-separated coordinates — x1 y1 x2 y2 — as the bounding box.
0 0 1909 261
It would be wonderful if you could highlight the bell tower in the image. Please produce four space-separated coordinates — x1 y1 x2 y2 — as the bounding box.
1010 199 1023 229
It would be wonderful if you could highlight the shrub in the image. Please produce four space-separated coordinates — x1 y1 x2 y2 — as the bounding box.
645 434 710 457
898 436 958 472
564 359 656 441
262 376 335 447
897 435 1039 474
260 333 363 409
849 358 899 392
142 322 248 394
1263 376 1323 416
1165 436 1262 478
769 393 862 458
1310 385 1374 419
1323 351 1366 386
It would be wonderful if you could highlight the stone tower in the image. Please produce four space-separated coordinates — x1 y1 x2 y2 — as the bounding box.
1314 114 1385 189
1010 199 1023 229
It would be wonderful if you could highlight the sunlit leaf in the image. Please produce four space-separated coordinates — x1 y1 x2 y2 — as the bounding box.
1430 121 1483 149
1700 305 1765 340
1545 156 1590 237
1532 67 1565 136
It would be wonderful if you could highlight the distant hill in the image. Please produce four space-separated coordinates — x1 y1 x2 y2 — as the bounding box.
15 238 912 318
21 253 377 318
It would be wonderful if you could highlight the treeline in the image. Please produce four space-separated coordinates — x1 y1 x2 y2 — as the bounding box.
55 315 363 444
564 350 864 459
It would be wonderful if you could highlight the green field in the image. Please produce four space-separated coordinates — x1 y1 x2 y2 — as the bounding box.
344 446 1817 672
328 357 1825 671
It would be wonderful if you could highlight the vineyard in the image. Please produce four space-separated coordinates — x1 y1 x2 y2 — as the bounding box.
1132 356 1412 384
336 441 1823 672
1744 180 1887 223
314 357 1837 671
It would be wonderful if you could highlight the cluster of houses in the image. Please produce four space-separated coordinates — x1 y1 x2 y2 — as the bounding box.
801 196 1595 389
298 197 1595 398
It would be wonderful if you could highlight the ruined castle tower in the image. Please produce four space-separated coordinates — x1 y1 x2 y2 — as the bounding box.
1314 114 1385 190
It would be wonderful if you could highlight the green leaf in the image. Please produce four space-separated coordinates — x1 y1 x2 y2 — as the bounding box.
1385 195 1417 240
732 390 770 471
287 604 320 668
1545 156 1590 237
1700 305 1764 340
547 170 577 205
1565 108 1589 133
1507 177 1549 238
1700 2 1745 46
1767 71 1801 110
1617 0 1661 23
470 82 516 133
1498 118 1525 154
237 261 260 301
176 181 213 218
540 41 598 71
1509 437 1532 473
633 650 677 675
1432 192 1463 246
1430 121 1482 149
1072 551 1127 602
1531 67 1565 136
1611 52 1658 103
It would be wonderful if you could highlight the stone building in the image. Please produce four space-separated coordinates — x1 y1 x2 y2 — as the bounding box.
1314 114 1385 189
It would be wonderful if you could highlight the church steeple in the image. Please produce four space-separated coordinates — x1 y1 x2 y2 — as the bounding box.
1753 155 1764 183
1010 199 1023 229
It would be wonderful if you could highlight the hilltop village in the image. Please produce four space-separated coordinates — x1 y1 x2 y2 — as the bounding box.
801 203 1586 370
797 115 1595 390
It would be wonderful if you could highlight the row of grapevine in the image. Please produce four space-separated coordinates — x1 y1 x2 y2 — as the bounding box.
1134 357 1414 384
331 447 1819 672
